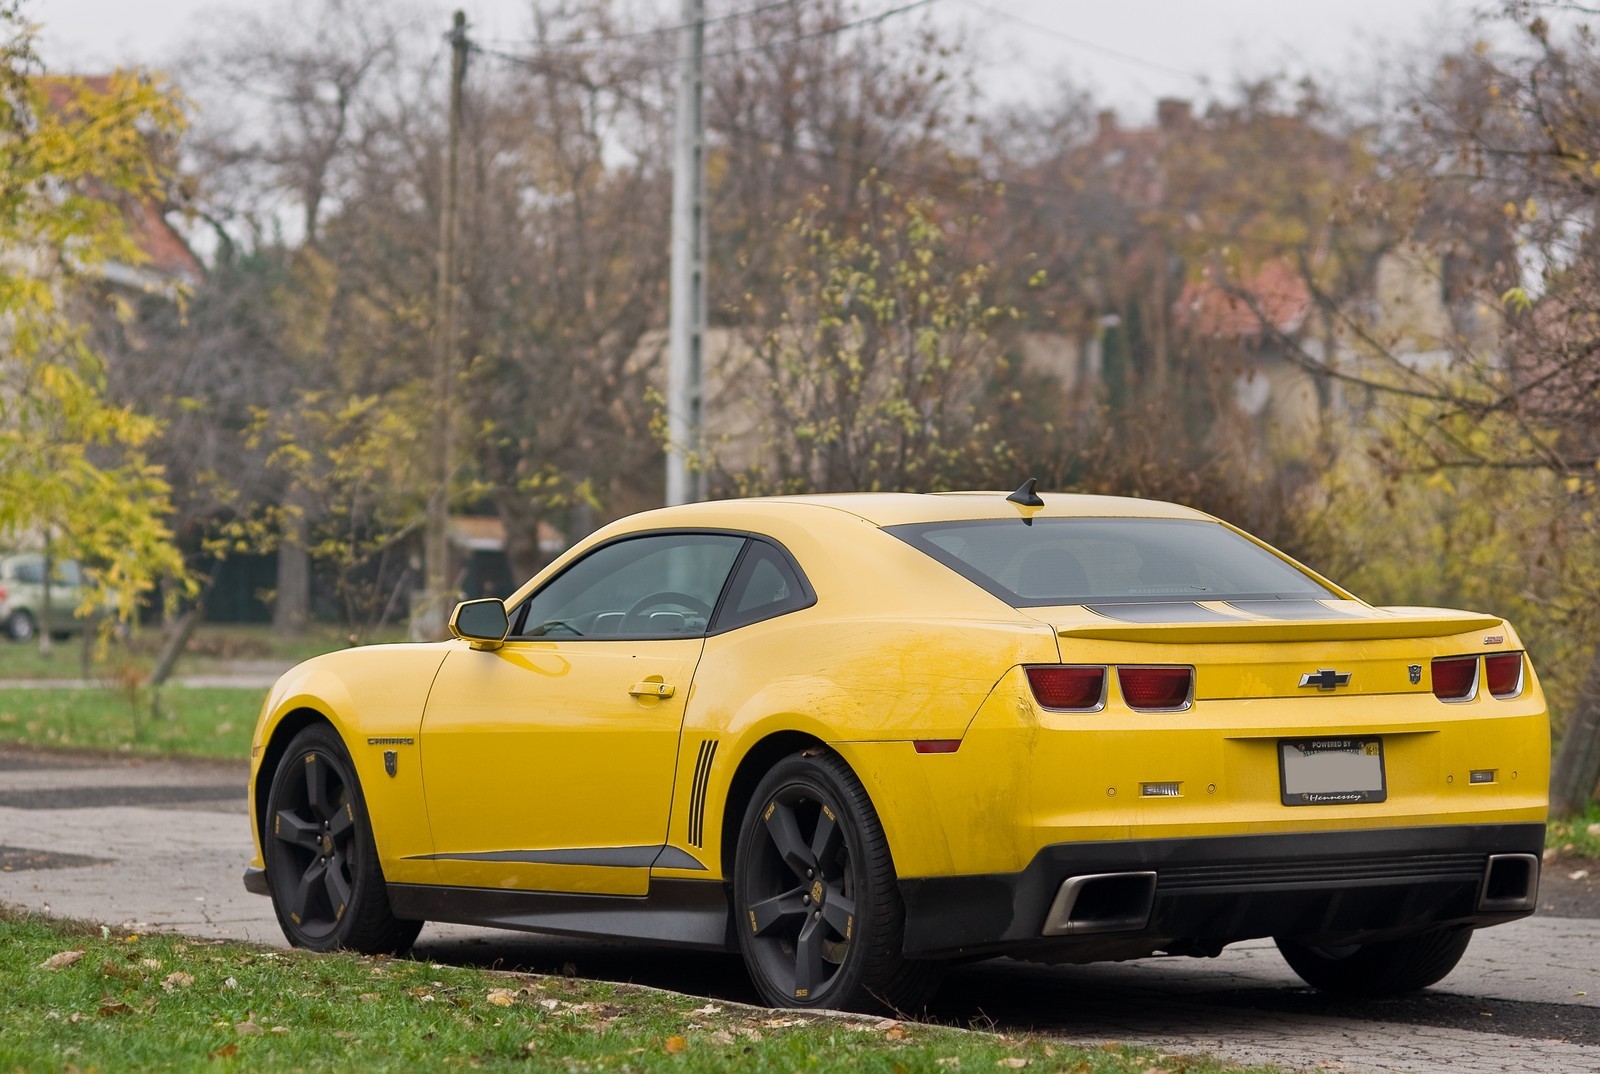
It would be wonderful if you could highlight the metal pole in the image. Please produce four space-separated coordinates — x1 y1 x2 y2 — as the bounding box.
419 10 468 639
666 0 707 505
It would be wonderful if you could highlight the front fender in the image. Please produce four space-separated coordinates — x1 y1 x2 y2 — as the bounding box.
248 644 453 886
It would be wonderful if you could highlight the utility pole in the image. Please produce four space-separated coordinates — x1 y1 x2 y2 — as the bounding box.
417 9 468 640
666 0 707 506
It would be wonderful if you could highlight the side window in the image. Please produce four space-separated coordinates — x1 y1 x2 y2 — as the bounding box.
712 541 813 632
509 533 745 640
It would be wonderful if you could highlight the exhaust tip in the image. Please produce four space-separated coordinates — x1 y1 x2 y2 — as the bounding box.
1042 871 1157 936
1478 853 1539 912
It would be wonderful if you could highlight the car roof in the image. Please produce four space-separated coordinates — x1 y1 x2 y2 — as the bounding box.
626 491 1214 529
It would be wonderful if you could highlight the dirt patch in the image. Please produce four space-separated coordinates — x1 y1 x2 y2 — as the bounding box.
1539 853 1600 918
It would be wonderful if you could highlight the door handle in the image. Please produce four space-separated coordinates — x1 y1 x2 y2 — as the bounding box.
628 681 676 699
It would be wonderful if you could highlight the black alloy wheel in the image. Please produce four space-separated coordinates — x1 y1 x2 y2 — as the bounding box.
733 751 940 1013
1275 926 1473 995
263 725 421 954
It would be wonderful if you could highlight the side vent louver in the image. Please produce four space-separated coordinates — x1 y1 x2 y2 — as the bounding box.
687 740 718 848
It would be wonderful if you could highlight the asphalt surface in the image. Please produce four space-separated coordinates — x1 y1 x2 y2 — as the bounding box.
2 742 1598 1073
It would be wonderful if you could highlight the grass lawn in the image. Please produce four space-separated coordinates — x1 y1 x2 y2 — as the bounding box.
0 622 402 684
1547 801 1600 857
1 908 1265 1074
0 686 263 759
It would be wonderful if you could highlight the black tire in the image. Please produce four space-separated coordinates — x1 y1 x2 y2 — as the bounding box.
1275 927 1473 996
262 724 422 954
732 751 941 1013
5 609 35 642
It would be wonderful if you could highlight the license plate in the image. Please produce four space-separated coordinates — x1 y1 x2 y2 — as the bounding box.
1279 737 1386 806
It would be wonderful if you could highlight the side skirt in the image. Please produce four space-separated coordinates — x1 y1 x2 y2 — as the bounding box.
387 878 736 952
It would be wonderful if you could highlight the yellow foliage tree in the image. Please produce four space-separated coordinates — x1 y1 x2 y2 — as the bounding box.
0 7 188 625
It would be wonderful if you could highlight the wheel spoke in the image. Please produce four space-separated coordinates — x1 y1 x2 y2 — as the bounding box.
289 857 327 923
810 806 842 865
328 800 356 840
793 913 827 997
273 809 322 851
746 887 808 936
304 755 333 820
323 857 353 919
821 890 855 939
764 800 816 879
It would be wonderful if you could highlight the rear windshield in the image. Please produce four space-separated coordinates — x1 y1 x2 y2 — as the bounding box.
886 517 1334 607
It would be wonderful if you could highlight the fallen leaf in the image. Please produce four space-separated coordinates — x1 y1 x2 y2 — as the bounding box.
38 949 85 970
359 993 380 1002
1586 822 1600 838
688 1004 723 1016
710 1030 735 1045
539 999 561 1011
97 1002 135 1017
163 971 195 992
663 1035 688 1054
936 1060 960 1069
269 1026 289 1034
886 1025 909 1041
223 977 238 990
1568 869 1590 881
996 1061 1028 1070
487 989 517 1007
235 1021 263 1036
208 1045 239 1060
140 959 162 971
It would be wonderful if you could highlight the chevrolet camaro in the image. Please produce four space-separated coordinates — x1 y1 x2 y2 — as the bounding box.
243 485 1548 1011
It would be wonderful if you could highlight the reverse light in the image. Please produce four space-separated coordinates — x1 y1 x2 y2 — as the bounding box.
1431 656 1478 702
1117 666 1194 712
1026 666 1107 711
1484 653 1524 699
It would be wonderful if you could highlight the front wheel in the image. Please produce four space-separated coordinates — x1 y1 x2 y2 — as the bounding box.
262 724 422 954
1275 927 1473 996
732 751 940 1013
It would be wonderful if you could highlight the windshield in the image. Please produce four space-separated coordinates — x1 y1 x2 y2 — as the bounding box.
886 517 1335 607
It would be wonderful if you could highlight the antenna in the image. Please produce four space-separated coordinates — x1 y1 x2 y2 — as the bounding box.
1006 478 1045 508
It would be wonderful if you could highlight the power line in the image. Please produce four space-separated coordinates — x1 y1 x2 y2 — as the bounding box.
475 0 941 69
475 0 802 52
958 0 1207 85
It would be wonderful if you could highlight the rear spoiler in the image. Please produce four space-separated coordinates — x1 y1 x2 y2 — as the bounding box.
1056 612 1504 646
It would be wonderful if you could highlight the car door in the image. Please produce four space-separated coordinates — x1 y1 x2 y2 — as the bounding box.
417 532 747 896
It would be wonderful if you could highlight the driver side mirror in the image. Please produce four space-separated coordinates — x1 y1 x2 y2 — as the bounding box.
448 598 509 651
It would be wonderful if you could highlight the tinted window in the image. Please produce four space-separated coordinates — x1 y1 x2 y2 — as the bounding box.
510 533 744 639
887 518 1333 607
713 541 813 631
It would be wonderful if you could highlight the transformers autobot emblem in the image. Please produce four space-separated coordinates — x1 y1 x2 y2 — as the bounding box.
1408 664 1423 685
384 750 397 777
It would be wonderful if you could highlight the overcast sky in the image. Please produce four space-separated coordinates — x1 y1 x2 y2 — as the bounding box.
36 0 1494 118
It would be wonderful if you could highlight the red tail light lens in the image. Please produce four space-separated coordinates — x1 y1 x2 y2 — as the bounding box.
1484 653 1524 699
1431 656 1478 701
1117 666 1194 711
1027 666 1106 711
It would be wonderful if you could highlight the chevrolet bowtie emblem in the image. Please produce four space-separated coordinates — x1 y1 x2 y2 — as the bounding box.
1299 669 1351 691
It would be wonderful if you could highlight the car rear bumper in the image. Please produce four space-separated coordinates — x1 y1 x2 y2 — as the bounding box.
898 822 1544 960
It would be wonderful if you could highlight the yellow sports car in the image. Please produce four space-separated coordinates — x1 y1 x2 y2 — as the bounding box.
243 485 1548 1012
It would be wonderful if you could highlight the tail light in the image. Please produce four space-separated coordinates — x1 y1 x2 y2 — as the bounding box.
1027 666 1106 711
1484 653 1524 699
1117 666 1194 711
1431 656 1478 702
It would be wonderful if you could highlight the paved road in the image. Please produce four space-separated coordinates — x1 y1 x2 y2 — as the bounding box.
2 744 1597 1073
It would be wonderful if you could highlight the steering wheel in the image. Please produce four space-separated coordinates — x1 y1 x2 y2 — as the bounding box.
622 591 713 631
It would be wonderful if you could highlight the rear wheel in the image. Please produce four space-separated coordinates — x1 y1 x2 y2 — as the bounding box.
5 610 35 642
263 724 422 954
732 751 940 1013
1275 927 1473 995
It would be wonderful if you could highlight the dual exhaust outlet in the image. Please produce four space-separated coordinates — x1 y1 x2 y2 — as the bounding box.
1040 853 1541 937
